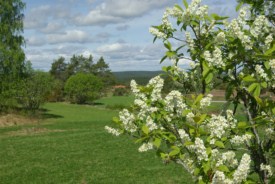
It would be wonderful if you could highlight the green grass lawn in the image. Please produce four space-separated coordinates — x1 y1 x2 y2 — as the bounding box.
0 99 193 184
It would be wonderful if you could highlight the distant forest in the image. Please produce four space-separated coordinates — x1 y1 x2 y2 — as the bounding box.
113 71 163 85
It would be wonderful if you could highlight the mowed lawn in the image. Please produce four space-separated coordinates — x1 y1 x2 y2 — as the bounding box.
0 96 193 184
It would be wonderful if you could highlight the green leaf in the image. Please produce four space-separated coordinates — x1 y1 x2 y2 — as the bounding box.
264 61 270 69
164 41 172 50
217 165 230 172
248 83 258 93
261 82 267 88
206 147 212 155
238 122 247 128
236 2 243 11
215 141 225 148
142 125 149 135
153 138 161 148
160 55 168 64
182 0 188 9
194 168 200 176
166 51 176 58
169 147 180 156
203 161 211 174
205 73 213 84
112 117 120 123
254 85 261 97
254 96 263 106
194 94 204 105
243 75 256 82
175 4 184 12
265 43 275 55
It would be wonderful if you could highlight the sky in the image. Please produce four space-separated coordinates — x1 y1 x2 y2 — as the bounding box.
23 0 238 71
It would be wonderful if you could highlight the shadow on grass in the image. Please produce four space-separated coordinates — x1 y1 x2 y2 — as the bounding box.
39 108 63 120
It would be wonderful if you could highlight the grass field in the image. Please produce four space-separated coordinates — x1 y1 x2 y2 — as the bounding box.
0 97 195 184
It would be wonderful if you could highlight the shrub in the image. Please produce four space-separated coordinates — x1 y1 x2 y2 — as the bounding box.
113 87 129 96
65 73 103 104
17 71 53 111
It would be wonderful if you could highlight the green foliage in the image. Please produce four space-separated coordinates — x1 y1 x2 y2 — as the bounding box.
65 73 103 104
17 71 54 111
0 0 27 110
113 87 129 96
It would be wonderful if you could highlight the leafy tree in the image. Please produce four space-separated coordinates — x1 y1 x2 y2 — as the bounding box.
49 56 67 82
66 54 94 77
17 71 54 111
238 0 275 24
0 0 26 109
107 1 275 183
64 73 103 104
93 57 116 87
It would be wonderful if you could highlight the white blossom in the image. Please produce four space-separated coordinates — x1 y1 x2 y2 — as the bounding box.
203 47 224 68
164 90 187 116
104 126 121 136
230 134 252 146
260 164 273 177
146 117 158 131
250 15 269 38
149 27 167 39
186 112 195 123
255 64 269 81
185 32 195 51
138 142 153 152
188 138 208 161
147 76 164 102
226 110 237 129
233 154 251 183
216 32 226 44
265 34 273 48
200 94 213 108
178 129 191 142
119 109 137 132
270 59 275 70
206 114 229 138
162 9 173 30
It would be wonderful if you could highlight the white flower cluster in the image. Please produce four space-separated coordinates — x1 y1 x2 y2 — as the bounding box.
188 0 208 18
260 163 273 177
130 80 146 100
206 115 229 138
250 15 270 38
138 142 153 152
186 112 195 123
227 19 252 50
104 126 121 136
255 64 269 81
178 129 191 142
173 65 189 79
162 9 173 30
149 27 167 39
212 171 233 184
203 47 225 68
119 109 137 133
230 134 252 146
147 76 164 102
188 138 208 161
200 94 213 108
265 34 273 48
226 110 237 129
233 154 251 183
216 32 226 44
146 117 158 131
166 7 182 18
216 151 238 168
185 32 195 51
164 90 187 116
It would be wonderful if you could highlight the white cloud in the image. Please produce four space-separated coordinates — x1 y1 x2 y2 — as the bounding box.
26 36 46 46
47 30 89 44
74 0 175 26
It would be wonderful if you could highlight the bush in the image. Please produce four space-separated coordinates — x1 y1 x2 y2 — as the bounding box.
17 71 53 111
65 73 103 104
113 88 129 96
